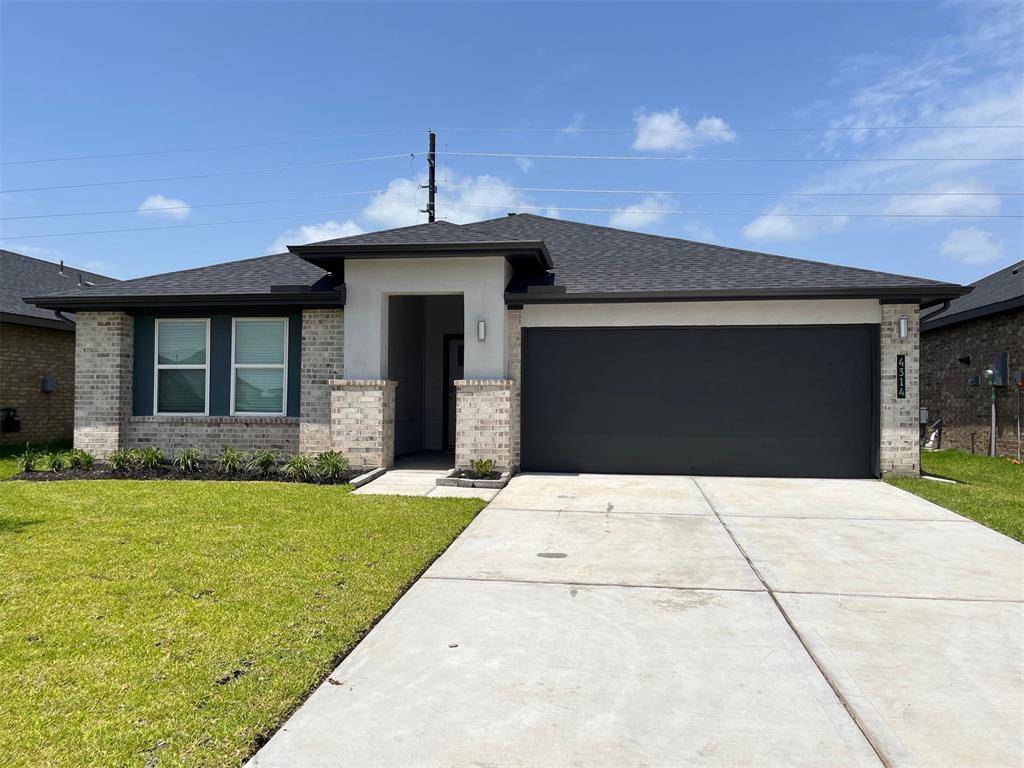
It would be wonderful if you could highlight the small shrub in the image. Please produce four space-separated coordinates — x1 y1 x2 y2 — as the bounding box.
247 449 278 477
316 451 350 480
70 449 95 470
215 447 247 475
174 447 203 474
14 446 45 473
470 458 496 479
107 448 135 472
136 447 164 470
48 451 76 472
282 454 319 482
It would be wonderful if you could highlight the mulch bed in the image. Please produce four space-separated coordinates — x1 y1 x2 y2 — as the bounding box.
449 469 503 481
11 465 360 485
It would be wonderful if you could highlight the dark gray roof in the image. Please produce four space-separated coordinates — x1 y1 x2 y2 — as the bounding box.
922 259 1024 330
29 252 340 310
1 249 117 329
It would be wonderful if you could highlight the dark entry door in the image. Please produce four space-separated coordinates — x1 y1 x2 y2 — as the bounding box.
444 336 464 450
521 325 879 478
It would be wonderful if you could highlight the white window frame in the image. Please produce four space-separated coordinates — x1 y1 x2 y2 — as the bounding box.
230 317 289 417
154 318 211 416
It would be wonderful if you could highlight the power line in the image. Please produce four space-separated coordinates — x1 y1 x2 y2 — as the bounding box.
440 184 1024 198
440 201 1023 219
0 153 420 194
439 124 1024 134
445 151 1024 163
0 189 389 221
0 128 424 166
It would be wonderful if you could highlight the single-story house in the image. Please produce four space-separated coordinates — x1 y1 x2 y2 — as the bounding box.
29 214 969 478
921 259 1023 457
1 249 117 448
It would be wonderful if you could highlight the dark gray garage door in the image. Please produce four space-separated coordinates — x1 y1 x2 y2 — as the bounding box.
521 325 879 478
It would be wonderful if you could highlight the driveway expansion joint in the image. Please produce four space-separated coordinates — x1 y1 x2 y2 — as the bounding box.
421 573 767 594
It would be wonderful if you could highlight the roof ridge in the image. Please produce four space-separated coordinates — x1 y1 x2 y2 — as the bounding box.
95 251 309 290
312 219 463 246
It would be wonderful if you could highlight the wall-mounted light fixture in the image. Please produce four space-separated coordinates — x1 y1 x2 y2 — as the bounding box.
898 315 909 339
477 320 487 342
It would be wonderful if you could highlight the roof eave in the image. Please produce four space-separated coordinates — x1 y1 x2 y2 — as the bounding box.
922 295 1024 331
290 240 554 271
0 310 76 332
27 289 345 312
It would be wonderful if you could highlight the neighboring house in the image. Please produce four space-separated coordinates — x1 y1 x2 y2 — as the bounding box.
1 250 118 448
29 214 968 478
920 260 1023 457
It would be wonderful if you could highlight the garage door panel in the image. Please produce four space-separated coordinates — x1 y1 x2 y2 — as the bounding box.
521 325 878 478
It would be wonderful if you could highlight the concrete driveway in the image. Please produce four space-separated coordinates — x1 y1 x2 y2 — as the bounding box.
250 474 1024 768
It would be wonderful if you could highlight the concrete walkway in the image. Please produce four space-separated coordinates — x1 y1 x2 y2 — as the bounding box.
353 467 498 501
250 474 1024 768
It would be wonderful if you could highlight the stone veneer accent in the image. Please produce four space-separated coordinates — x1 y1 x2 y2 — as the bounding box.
455 379 514 470
125 416 298 456
505 309 523 469
299 308 344 454
73 311 133 458
880 303 921 476
329 379 396 469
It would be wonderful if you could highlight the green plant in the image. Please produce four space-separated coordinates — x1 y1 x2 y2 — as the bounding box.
315 451 350 480
282 454 319 482
247 449 278 477
14 446 45 473
469 458 496 479
215 447 247 475
48 451 77 472
136 447 164 470
107 449 136 472
70 449 95 470
173 447 203 474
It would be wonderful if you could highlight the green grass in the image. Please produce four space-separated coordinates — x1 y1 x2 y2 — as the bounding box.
0 479 484 767
887 450 1024 542
0 441 72 480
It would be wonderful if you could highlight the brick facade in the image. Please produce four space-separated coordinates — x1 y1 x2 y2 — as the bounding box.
505 309 522 469
299 308 344 454
455 379 515 471
125 416 298 456
73 311 133 458
0 322 75 448
880 303 921 476
329 379 396 469
921 307 1022 457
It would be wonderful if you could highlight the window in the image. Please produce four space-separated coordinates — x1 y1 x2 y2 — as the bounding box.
231 318 287 415
155 319 209 414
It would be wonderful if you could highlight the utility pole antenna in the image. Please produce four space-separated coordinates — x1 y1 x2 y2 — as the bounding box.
425 130 437 222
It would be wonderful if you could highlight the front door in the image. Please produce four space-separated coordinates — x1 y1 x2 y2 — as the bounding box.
444 335 464 450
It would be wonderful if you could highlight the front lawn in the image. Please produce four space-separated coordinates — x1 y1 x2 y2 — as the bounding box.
0 480 483 767
887 450 1024 542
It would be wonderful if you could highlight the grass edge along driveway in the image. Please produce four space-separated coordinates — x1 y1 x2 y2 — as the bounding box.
0 479 484 767
887 449 1024 542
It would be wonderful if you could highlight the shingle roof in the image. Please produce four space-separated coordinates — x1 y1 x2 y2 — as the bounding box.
1 249 117 328
922 259 1024 330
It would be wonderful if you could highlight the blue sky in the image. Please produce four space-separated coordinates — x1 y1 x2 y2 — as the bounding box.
1 1 1021 284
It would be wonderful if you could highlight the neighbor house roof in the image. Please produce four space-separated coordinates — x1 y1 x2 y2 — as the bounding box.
28 214 968 311
921 259 1024 331
1 249 118 330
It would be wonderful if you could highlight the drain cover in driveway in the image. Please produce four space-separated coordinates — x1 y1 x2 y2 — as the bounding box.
537 552 568 559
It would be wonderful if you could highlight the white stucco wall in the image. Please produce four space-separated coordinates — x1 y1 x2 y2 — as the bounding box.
343 256 510 380
520 299 882 327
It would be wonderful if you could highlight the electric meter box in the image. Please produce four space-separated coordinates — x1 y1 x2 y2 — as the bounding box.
989 352 1009 387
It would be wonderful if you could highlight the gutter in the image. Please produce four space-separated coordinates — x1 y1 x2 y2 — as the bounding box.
26 288 345 313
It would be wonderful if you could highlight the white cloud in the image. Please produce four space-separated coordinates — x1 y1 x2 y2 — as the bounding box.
744 205 848 242
267 219 364 254
609 195 669 229
138 193 190 220
632 109 736 152
363 177 425 228
940 227 1005 264
680 221 716 242
561 113 585 137
364 171 529 228
515 156 535 173
885 181 1001 217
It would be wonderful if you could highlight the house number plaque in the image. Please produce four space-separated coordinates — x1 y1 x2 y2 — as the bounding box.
896 354 906 399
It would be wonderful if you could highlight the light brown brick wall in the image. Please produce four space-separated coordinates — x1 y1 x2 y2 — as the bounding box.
73 311 133 457
0 322 75 447
505 309 522 469
299 308 344 454
124 416 299 457
921 307 1023 457
880 304 921 476
455 379 514 470
329 379 396 469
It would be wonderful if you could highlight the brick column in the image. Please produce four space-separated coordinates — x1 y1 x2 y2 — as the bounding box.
880 304 920 476
299 308 344 454
505 309 522 470
455 379 514 471
329 379 396 469
73 311 133 458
